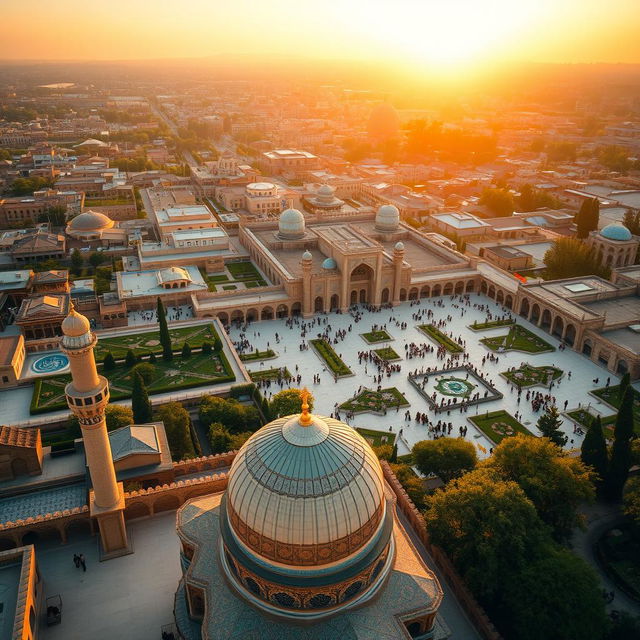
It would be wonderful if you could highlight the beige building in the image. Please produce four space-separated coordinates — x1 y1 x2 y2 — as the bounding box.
0 335 26 388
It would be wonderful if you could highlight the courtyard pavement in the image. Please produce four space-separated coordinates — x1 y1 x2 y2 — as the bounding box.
229 293 625 457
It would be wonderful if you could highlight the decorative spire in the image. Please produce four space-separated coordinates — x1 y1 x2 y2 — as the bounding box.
299 387 312 426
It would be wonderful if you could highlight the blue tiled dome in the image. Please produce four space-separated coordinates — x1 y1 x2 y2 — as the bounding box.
600 224 632 241
322 257 337 269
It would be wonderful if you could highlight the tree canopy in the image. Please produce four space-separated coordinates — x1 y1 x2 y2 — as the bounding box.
131 372 153 424
269 388 314 418
543 237 609 280
581 415 608 492
606 385 635 501
199 395 261 434
412 437 477 482
485 434 594 539
536 406 568 448
156 402 195 461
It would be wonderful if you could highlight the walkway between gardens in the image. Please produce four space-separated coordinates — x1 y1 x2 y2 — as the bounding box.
229 293 627 457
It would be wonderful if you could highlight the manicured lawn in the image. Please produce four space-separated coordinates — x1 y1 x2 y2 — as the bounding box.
245 280 267 288
310 339 352 377
239 349 276 362
355 427 396 447
417 324 464 353
249 367 292 382
361 329 392 344
227 261 262 280
30 349 235 414
373 347 401 361
469 409 533 444
222 284 237 291
480 324 554 354
95 324 220 361
469 318 515 331
592 384 640 434
566 408 616 432
502 364 563 388
339 387 409 414
207 274 230 283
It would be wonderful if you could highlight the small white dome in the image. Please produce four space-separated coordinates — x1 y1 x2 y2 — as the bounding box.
67 210 114 233
394 241 405 251
375 204 400 233
302 250 312 261
317 184 334 196
278 207 305 240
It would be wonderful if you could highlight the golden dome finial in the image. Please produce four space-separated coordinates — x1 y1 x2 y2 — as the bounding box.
299 387 312 426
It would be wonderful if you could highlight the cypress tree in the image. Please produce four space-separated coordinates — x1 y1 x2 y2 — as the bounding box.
125 349 137 368
619 372 631 400
261 397 271 422
589 197 600 233
536 405 568 447
131 372 153 424
103 351 116 371
575 200 591 239
201 341 212 355
390 443 398 463
606 386 635 501
181 342 192 358
157 297 173 361
581 415 608 491
213 335 222 352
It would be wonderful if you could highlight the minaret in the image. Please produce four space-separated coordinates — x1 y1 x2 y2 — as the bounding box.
60 303 129 557
301 250 313 318
392 241 405 306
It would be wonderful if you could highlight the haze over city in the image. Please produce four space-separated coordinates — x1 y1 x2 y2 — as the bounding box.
0 2 639 640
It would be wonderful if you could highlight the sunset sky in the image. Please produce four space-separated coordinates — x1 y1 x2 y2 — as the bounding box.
2 0 639 70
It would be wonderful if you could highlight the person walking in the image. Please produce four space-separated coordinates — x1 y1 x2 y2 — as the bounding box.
73 553 80 569
79 553 86 572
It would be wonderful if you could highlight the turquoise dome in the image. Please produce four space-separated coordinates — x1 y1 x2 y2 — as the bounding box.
600 224 632 241
322 257 337 269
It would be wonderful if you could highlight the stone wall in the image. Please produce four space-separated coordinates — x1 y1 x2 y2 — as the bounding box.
380 460 502 640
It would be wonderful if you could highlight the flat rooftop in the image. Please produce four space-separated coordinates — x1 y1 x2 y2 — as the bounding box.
0 483 86 523
0 558 21 640
432 213 490 229
580 295 640 327
602 327 640 355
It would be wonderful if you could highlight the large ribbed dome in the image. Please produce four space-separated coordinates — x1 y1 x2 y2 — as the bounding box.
68 210 114 232
227 414 384 555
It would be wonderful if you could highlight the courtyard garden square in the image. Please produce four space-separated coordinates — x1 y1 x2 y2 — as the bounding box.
232 292 623 457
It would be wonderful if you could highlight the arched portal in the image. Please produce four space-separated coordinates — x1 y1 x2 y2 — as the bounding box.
540 309 552 331
231 309 244 323
276 304 288 318
381 288 390 304
582 338 592 357
496 290 504 305
481 281 488 294
217 311 229 325
443 282 453 295
409 287 419 300
314 296 324 312
564 324 576 346
349 263 374 304
359 289 366 303
520 298 530 318
552 315 564 338
399 288 407 302
488 285 496 299
420 286 430 298
350 290 358 305
261 306 274 321
291 302 302 316
531 304 541 324
455 281 464 294
330 294 339 310
432 284 442 297
246 308 258 322
505 295 513 310
466 281 475 293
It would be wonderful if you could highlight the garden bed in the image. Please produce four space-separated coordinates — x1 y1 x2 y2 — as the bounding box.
373 347 401 361
502 364 563 388
249 367 292 382
591 385 640 434
565 408 616 432
339 387 409 415
480 324 554 354
94 323 220 361
310 339 353 377
355 427 396 448
361 329 392 344
468 318 515 331
468 409 533 445
30 348 235 415
239 349 276 362
417 324 464 353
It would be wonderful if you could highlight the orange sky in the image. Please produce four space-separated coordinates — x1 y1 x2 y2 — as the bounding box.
1 0 639 70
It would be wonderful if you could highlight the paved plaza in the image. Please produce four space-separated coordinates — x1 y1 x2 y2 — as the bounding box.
230 293 625 457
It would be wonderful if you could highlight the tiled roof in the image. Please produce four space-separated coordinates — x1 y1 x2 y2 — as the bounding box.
0 424 38 448
109 425 159 461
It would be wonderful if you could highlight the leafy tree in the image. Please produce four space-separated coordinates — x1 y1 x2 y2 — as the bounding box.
479 187 514 217
536 406 567 447
486 435 594 539
425 468 549 600
199 395 260 434
606 386 635 500
412 438 477 482
89 251 105 268
156 297 172 361
38 205 67 226
373 444 394 460
581 415 609 491
208 422 232 454
181 342 191 358
623 209 640 236
623 476 640 530
131 372 153 424
500 546 607 640
105 405 133 431
576 199 593 239
125 349 137 368
270 388 314 418
598 145 631 174
390 463 426 509
230 431 252 450
605 612 640 640
131 362 155 385
260 397 271 422
70 248 84 275
543 237 610 280
546 141 577 163
156 402 195 461
103 351 116 371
